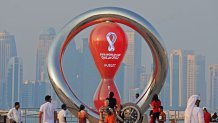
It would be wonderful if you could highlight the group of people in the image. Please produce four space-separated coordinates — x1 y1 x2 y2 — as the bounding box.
6 93 118 123
77 91 118 123
149 94 218 123
99 92 118 123
7 93 218 123
98 92 166 123
7 95 67 123
184 95 218 123
38 95 68 123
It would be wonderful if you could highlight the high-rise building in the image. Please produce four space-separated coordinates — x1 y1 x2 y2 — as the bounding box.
21 80 36 108
195 55 206 106
208 64 218 111
186 54 196 99
0 31 17 108
5 57 23 108
169 49 194 110
186 55 206 106
35 28 62 107
170 49 205 110
123 31 142 102
34 80 51 107
36 28 56 81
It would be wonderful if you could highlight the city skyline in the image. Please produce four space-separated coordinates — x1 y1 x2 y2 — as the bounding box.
0 1 218 80
1 29 217 111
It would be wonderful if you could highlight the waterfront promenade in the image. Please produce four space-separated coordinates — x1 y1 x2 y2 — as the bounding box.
1 108 218 123
0 109 186 123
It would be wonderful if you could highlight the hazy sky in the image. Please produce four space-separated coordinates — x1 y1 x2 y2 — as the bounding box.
0 0 218 80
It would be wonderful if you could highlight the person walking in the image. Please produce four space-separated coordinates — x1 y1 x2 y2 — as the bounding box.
58 104 67 123
184 95 204 123
38 95 57 123
7 102 22 123
150 94 161 123
78 105 87 123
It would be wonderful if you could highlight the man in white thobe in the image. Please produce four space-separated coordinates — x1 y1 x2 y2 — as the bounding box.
184 95 205 123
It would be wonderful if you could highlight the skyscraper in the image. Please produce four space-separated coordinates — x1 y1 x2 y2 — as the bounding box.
5 57 23 108
34 80 51 107
35 28 61 107
186 54 206 106
195 55 206 106
208 64 218 111
36 27 56 81
170 49 205 110
21 80 36 108
169 49 194 110
123 31 142 102
186 54 196 99
0 31 17 108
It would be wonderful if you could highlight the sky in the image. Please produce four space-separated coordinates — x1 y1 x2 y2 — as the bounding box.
0 0 218 80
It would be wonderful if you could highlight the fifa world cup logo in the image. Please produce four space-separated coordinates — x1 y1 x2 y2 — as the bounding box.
106 32 117 52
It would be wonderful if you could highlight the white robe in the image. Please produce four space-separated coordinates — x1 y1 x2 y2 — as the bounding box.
185 106 205 123
184 95 205 123
191 107 204 123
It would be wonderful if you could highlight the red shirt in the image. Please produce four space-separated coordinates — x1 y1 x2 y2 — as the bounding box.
78 110 87 123
204 112 211 123
105 114 116 123
151 100 161 113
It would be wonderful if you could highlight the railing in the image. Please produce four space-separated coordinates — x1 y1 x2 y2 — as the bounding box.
21 108 78 123
1 109 217 123
1 109 185 123
21 109 185 123
165 110 184 122
143 110 184 123
0 108 78 123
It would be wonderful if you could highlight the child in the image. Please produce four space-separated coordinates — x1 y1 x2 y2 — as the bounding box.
105 108 116 123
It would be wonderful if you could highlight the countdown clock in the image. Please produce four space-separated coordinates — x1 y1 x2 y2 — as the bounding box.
120 103 142 123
